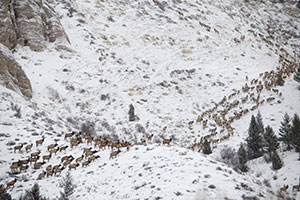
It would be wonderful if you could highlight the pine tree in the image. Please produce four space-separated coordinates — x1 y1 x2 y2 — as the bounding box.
256 111 264 134
278 113 292 150
202 139 212 154
31 183 41 200
237 143 248 172
291 113 300 152
246 115 263 160
271 151 283 170
294 64 300 84
59 172 75 200
263 126 279 161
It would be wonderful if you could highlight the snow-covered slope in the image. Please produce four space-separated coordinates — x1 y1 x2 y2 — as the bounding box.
1 0 300 199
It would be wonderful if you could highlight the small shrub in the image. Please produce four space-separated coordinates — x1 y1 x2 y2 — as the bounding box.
0 186 12 200
80 120 96 136
11 102 21 118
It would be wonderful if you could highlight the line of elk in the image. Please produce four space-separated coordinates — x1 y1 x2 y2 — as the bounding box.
7 130 172 188
188 48 298 152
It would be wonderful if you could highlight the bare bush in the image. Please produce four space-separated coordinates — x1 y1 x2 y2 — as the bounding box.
11 102 21 118
219 146 239 168
80 120 96 136
136 124 146 133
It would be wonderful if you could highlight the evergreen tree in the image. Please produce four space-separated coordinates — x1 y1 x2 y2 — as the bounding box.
263 126 279 161
294 64 300 83
128 104 135 122
278 113 292 150
31 183 40 200
271 151 283 170
202 139 212 154
256 111 264 134
246 115 263 160
0 186 12 200
237 143 248 172
59 172 75 200
291 113 300 152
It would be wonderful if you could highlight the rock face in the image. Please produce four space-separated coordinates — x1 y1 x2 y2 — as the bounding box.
0 44 32 98
0 0 69 51
0 0 17 50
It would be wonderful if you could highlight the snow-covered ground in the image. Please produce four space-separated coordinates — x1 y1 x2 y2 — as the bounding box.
1 0 300 199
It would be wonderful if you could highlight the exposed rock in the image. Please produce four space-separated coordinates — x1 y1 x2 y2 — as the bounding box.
0 44 32 98
0 0 70 51
0 0 17 49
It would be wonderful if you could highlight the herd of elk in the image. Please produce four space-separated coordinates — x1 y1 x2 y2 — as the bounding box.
190 46 297 152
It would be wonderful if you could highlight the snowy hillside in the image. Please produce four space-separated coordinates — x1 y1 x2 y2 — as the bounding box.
1 0 300 199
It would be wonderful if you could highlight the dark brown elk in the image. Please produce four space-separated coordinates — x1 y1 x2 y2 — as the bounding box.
53 166 64 175
47 143 58 151
46 165 52 172
37 171 46 180
14 144 23 153
148 134 154 141
19 164 29 172
61 155 73 163
88 155 100 163
10 161 20 172
36 137 45 146
109 149 121 159
280 185 288 192
163 138 172 145
31 151 41 158
49 147 59 155
43 153 52 162
34 161 46 169
68 163 79 170
6 178 17 189
59 145 68 152
29 156 40 164
75 155 84 163
25 143 33 152
292 185 300 191
82 160 91 167
64 132 75 140
84 150 98 158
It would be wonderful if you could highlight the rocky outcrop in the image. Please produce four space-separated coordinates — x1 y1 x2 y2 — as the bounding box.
0 0 70 51
0 0 17 49
0 44 32 98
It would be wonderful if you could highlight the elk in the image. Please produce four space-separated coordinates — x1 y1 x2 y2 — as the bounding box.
34 161 46 169
292 185 300 191
85 150 98 158
82 160 91 167
47 143 58 151
42 153 52 162
69 163 79 170
59 145 68 152
31 151 41 158
162 138 172 145
141 138 146 145
36 137 45 146
280 185 288 192
20 165 29 172
19 158 30 165
88 155 100 163
25 143 33 152
49 147 59 155
53 166 64 175
75 155 84 163
61 155 74 163
14 144 23 153
6 178 17 189
37 171 46 180
148 134 154 141
110 149 121 159
29 156 40 164
46 165 52 172
10 162 20 172
64 132 74 140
